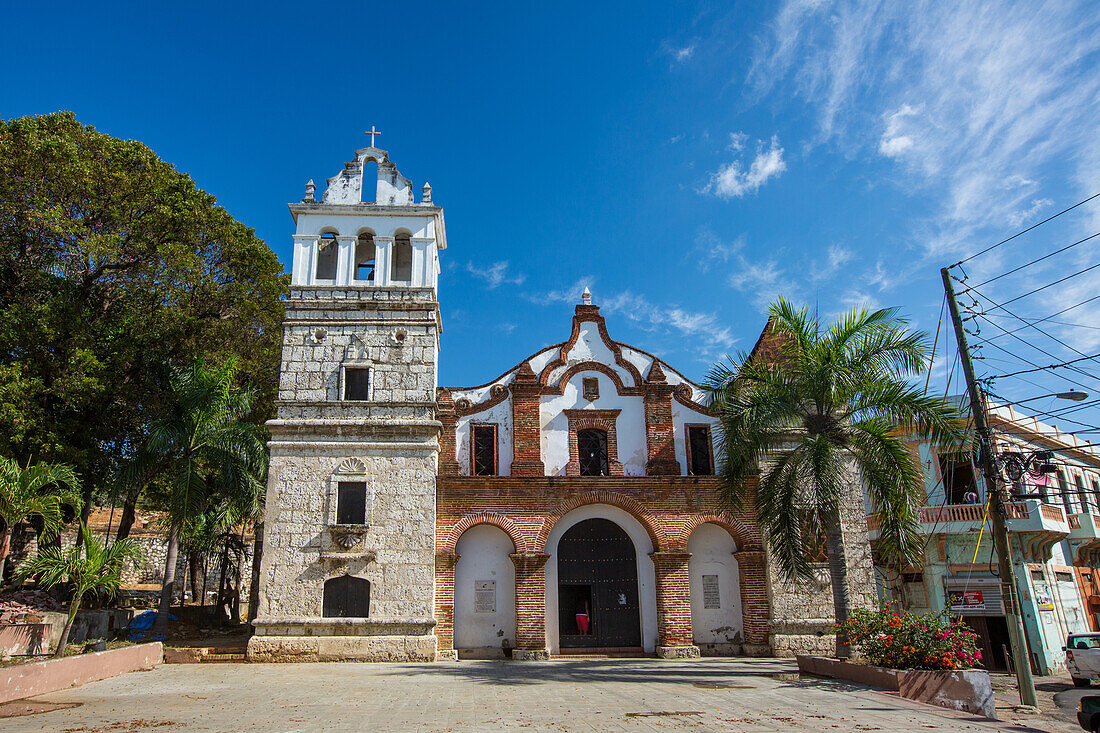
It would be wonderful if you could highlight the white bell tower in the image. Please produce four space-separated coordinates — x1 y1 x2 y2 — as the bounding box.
249 134 448 662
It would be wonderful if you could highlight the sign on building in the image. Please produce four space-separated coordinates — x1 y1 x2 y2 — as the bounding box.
702 574 720 609
474 580 495 613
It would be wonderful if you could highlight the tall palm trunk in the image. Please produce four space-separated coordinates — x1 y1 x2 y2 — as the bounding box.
0 526 12 586
824 511 853 659
154 521 181 633
188 551 203 610
115 489 140 541
248 521 263 627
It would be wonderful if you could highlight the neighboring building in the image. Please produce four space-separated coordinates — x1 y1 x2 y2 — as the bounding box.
875 398 1100 674
249 141 876 662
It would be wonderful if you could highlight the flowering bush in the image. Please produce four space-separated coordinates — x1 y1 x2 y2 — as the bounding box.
834 604 983 670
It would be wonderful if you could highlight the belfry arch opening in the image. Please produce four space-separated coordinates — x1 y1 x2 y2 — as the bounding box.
392 231 413 283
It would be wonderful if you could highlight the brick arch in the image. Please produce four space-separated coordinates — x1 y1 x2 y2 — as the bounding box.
541 361 640 395
677 514 762 553
442 513 529 554
535 491 665 553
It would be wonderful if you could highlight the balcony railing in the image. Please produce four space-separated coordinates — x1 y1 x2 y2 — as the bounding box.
866 501 1065 532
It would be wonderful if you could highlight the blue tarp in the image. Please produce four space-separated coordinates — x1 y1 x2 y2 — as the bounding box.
127 609 175 641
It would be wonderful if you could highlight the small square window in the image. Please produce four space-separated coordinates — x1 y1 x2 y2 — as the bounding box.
336 481 366 525
582 377 599 401
344 367 370 401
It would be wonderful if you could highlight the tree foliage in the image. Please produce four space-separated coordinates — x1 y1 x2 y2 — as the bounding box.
0 111 287 503
0 456 82 583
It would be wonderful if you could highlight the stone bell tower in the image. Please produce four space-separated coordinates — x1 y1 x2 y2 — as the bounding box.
248 134 446 661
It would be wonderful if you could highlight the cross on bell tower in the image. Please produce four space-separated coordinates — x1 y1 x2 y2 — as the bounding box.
365 126 382 147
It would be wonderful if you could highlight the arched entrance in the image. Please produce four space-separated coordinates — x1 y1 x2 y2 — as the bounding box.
454 525 516 657
557 518 641 648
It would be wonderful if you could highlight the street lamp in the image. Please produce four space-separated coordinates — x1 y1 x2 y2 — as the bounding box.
1001 390 1090 406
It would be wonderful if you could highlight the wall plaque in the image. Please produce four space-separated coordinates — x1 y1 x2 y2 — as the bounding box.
475 580 496 613
702 574 720 609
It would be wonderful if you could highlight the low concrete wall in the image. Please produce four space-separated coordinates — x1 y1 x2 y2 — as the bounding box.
796 655 996 720
0 624 51 656
0 642 163 704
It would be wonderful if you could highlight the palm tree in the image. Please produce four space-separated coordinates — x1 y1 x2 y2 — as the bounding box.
125 357 267 634
704 298 965 658
18 523 143 657
0 457 82 585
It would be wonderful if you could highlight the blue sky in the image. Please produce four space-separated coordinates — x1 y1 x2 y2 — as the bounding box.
5 1 1100 430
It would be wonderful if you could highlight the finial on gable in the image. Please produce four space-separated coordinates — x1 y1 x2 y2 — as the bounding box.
303 179 316 202
582 286 592 305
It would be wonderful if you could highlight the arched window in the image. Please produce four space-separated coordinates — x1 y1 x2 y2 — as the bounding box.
356 233 375 283
316 232 338 281
322 575 371 617
578 429 609 476
361 160 378 203
392 233 413 283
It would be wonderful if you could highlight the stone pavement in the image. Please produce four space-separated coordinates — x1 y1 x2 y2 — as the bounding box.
0 657 1079 732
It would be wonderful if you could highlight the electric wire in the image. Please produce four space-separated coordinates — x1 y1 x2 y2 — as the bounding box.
959 230 1100 293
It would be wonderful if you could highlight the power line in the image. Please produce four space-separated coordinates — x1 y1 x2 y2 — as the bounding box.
980 312 1100 332
974 293 1100 343
975 261 1100 314
951 190 1100 267
960 230 1100 292
986 389 1100 432
986 352 1100 380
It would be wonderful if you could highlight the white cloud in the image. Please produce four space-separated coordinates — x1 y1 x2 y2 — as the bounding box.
709 135 787 199
727 131 749 152
1007 198 1054 227
674 44 695 62
748 1 1100 257
466 260 526 289
810 244 855 281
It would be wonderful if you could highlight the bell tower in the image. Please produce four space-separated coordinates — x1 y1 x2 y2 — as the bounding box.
249 135 446 661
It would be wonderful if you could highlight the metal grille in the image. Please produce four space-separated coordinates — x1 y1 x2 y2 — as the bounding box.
688 426 713 475
322 575 371 618
473 426 496 476
578 429 609 476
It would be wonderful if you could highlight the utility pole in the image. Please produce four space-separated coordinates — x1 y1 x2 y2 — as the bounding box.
942 267 1038 707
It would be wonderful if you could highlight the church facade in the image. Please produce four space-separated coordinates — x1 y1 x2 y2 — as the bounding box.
248 142 875 662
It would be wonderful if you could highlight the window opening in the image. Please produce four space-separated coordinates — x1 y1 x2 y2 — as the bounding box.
939 453 978 505
316 233 338 280
322 575 370 617
1074 473 1091 514
336 481 366 525
582 377 599 401
687 426 714 476
356 233 375 282
578 428 609 477
1093 478 1100 514
392 234 413 282
344 367 370 401
1058 469 1078 516
472 424 497 476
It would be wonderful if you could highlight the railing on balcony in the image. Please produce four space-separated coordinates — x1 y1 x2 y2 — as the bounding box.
866 500 1064 532
1069 514 1083 529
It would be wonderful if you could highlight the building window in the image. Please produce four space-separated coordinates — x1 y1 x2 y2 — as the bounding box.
1057 469 1078 515
316 232 338 280
392 233 413 282
356 233 375 282
1074 473 1092 514
686 425 714 476
336 481 367 525
471 424 497 476
322 575 370 617
578 428 609 476
1093 478 1100 515
939 453 977 505
343 367 370 401
582 377 599 401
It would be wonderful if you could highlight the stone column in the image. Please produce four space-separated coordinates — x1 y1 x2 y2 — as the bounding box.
650 551 700 658
510 553 550 660
643 361 679 475
434 551 460 661
436 388 461 476
734 549 771 656
373 235 394 286
510 362 545 476
335 235 357 286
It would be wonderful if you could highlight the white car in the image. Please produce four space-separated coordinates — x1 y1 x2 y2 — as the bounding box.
1066 633 1100 688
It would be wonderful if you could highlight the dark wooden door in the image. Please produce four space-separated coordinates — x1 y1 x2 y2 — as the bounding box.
558 518 641 648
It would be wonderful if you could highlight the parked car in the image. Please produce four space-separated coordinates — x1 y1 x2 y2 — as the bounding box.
1066 633 1100 688
1079 695 1100 732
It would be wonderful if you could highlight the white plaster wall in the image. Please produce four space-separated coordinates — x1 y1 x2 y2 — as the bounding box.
687 523 743 644
292 213 440 287
454 525 517 650
671 400 720 475
541 372 648 476
544 322 634 387
544 504 658 653
455 398 514 475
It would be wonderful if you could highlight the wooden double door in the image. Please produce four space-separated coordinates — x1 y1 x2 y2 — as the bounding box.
558 518 641 648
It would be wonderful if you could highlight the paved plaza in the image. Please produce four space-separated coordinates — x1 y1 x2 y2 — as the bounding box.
0 658 1079 732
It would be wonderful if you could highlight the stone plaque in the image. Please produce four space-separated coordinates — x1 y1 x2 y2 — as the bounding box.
702 574 720 609
475 580 495 613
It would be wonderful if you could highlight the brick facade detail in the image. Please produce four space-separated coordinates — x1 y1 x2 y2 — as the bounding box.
509 362 544 476
563 409 624 476
642 361 680 476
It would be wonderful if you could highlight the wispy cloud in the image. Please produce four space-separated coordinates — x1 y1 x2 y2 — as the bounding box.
466 260 526 289
706 134 787 199
811 244 855 281
748 1 1100 256
663 41 697 65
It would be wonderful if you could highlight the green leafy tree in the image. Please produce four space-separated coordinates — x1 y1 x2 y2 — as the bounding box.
125 357 267 633
0 457 81 584
19 523 142 657
704 299 965 658
0 111 287 524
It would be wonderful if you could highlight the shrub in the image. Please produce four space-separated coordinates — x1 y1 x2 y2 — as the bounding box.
835 603 982 670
